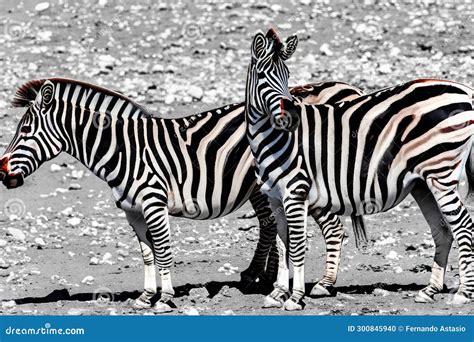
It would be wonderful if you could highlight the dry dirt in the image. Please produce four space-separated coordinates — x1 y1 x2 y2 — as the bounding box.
0 0 473 315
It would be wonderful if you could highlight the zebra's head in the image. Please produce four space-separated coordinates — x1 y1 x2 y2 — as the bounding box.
0 80 63 189
246 29 299 130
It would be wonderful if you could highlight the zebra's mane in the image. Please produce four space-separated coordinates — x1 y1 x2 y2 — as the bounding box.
11 78 153 118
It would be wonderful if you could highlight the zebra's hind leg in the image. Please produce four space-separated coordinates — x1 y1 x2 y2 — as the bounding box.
411 181 453 303
142 198 176 313
426 179 474 304
309 210 344 297
263 198 290 308
241 191 278 288
124 210 157 309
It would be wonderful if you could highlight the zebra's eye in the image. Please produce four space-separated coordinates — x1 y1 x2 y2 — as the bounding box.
20 126 31 134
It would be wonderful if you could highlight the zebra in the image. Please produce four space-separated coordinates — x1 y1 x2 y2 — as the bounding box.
0 77 365 312
244 30 474 310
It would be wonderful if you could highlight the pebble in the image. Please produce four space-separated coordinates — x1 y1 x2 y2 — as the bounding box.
375 236 397 246
385 250 400 260
67 217 82 226
34 237 46 247
89 257 100 265
164 94 175 105
373 288 390 297
34 2 50 12
0 239 8 248
61 207 74 216
393 266 403 274
81 275 95 285
188 86 204 100
378 64 392 74
69 183 82 190
182 306 200 316
50 164 62 172
320 43 334 56
71 170 84 179
8 228 26 241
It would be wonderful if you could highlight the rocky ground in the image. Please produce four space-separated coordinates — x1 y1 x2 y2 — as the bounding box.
0 0 473 315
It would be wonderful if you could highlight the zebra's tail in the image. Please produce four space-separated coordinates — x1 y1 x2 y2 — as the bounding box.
351 215 369 250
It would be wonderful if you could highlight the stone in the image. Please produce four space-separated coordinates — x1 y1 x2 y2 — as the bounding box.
34 237 46 247
320 43 334 56
81 276 94 285
373 288 390 297
188 86 204 100
69 183 82 190
378 64 392 74
8 228 26 241
0 239 8 248
34 2 50 12
67 217 82 226
89 257 100 265
50 164 62 172
385 250 400 260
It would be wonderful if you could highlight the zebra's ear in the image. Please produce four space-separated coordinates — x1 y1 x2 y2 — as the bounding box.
251 31 267 60
36 81 55 109
279 35 298 61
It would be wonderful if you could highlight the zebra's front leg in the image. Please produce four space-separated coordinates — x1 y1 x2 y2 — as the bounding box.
310 210 344 297
411 182 453 303
282 196 309 311
142 199 176 313
125 210 157 309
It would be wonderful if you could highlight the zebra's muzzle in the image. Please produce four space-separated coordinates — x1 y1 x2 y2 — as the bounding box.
0 156 23 189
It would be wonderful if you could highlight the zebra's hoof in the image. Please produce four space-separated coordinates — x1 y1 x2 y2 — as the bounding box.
414 290 434 303
283 298 303 311
133 297 152 309
154 301 174 313
263 295 283 308
447 293 471 305
310 284 332 297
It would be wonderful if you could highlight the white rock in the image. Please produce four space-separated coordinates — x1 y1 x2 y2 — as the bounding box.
375 236 397 246
69 183 82 190
188 86 204 100
378 64 392 74
71 170 84 179
393 266 403 274
98 0 108 6
152 64 164 73
61 207 74 216
0 239 7 247
373 288 390 297
182 307 200 315
385 250 399 260
102 252 112 261
34 237 46 247
81 275 95 285
8 228 26 241
67 217 82 226
320 43 334 56
164 94 174 105
50 164 62 172
89 257 100 265
34 2 50 12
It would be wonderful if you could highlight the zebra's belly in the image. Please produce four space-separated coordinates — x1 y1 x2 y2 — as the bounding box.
308 172 419 216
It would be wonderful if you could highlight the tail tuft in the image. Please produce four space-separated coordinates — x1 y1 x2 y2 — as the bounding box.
351 215 369 250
